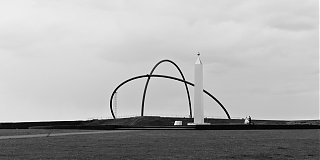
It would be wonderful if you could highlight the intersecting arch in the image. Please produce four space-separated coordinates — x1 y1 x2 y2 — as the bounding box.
109 74 231 119
141 59 192 118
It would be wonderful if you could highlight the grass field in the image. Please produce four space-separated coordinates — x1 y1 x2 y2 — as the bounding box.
1 129 319 159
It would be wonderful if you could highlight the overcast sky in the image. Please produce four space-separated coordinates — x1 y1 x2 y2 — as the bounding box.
0 0 318 122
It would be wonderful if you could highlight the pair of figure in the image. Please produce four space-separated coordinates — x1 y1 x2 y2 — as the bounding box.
244 116 252 125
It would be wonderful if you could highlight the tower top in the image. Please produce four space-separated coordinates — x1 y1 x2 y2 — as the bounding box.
195 52 202 64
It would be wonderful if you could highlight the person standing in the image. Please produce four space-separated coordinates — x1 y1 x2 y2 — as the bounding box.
244 117 249 124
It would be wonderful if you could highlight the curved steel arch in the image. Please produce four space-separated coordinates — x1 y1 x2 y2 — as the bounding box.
109 74 231 119
141 59 192 118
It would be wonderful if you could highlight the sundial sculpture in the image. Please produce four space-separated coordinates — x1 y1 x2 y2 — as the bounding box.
109 55 231 120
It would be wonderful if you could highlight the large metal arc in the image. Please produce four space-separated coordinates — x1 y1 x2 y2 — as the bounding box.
109 74 231 119
141 59 192 118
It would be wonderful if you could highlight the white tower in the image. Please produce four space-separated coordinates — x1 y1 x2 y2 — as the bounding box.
193 54 205 124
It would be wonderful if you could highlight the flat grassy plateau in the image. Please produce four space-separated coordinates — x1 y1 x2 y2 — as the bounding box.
1 129 319 159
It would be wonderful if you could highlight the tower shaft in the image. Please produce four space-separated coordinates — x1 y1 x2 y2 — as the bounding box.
194 57 204 124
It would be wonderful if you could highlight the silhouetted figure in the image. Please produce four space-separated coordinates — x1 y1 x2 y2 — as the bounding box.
244 117 249 125
248 116 252 124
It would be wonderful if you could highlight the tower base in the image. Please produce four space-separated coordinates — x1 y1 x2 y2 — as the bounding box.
187 123 211 125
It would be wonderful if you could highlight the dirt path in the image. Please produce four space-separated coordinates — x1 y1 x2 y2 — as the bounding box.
0 130 135 140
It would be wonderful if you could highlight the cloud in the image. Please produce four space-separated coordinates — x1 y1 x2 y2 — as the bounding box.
0 0 318 121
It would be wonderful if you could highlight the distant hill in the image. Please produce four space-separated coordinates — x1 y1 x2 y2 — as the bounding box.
83 116 320 126
1 116 319 129
0 120 85 129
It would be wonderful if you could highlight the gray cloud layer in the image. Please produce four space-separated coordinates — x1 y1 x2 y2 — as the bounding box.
0 0 318 121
